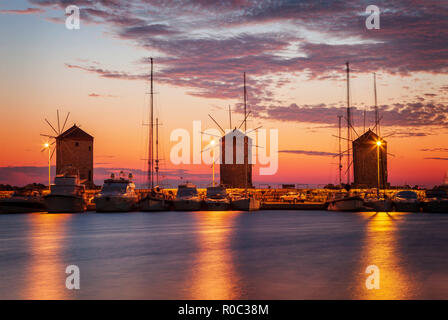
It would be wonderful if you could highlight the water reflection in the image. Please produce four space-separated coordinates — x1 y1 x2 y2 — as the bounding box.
188 211 242 299
353 212 414 299
23 214 71 299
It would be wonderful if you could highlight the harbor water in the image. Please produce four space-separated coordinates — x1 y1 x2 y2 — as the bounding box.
0 210 447 299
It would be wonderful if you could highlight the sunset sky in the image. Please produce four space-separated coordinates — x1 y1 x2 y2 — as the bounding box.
0 0 447 188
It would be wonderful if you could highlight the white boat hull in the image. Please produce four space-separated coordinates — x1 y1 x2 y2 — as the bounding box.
95 196 138 212
139 198 167 211
421 200 448 213
205 200 231 211
0 198 46 213
44 195 86 213
393 201 420 212
173 199 202 211
231 198 260 211
365 199 393 212
327 197 364 212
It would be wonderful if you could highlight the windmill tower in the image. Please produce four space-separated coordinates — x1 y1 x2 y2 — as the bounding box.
41 110 94 188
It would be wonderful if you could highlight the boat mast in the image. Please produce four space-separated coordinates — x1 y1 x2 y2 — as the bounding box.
148 58 154 189
346 62 351 185
374 72 379 136
338 115 343 186
229 105 232 129
155 117 159 186
244 72 248 194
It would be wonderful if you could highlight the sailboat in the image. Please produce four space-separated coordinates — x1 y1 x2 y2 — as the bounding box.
328 62 364 212
138 58 168 212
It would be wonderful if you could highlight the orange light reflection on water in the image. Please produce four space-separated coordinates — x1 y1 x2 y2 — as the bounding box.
23 213 72 300
353 212 415 299
188 211 242 300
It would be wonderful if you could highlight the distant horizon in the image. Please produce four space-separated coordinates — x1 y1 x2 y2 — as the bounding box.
1 0 447 188
1 165 447 189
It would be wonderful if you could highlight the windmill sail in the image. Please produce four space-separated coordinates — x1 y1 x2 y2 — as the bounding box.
41 110 70 161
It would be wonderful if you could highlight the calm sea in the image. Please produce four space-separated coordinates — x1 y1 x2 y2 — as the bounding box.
0 210 447 299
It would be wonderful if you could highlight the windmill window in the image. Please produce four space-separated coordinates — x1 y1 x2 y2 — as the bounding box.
75 142 79 147
88 146 91 151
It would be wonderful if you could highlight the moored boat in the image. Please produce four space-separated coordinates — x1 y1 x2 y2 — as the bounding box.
44 174 86 213
421 189 448 213
139 187 169 211
95 173 138 212
0 190 46 213
230 192 260 211
327 192 364 212
364 197 393 212
393 190 420 212
204 186 230 211
173 183 201 211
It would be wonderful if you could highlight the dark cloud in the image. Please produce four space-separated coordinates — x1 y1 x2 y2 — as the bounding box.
279 149 338 157
88 93 117 98
237 101 448 128
29 0 448 122
424 157 448 161
420 148 448 152
0 7 44 14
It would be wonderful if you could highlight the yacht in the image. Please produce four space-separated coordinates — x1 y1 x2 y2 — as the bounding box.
0 190 46 213
327 192 364 212
44 174 86 213
421 189 448 213
139 187 168 211
204 186 230 211
364 198 393 212
173 183 201 211
95 173 139 212
364 192 393 212
393 190 420 212
230 192 260 211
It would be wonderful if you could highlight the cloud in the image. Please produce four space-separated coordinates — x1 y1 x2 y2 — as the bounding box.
279 149 338 157
420 148 448 152
88 93 117 98
27 0 448 128
236 101 448 128
0 7 44 14
424 157 448 161
66 63 145 81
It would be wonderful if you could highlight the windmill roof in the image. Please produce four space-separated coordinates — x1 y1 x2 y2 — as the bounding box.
353 129 386 144
221 129 253 141
57 124 93 140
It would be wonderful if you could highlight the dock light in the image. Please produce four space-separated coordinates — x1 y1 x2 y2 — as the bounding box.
43 142 51 191
376 140 382 146
210 140 216 186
